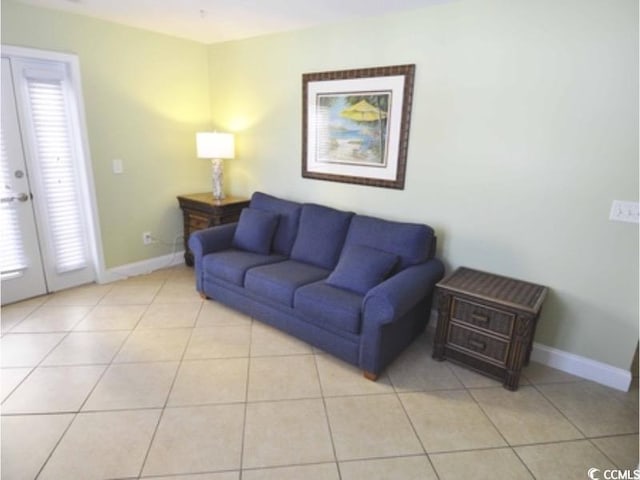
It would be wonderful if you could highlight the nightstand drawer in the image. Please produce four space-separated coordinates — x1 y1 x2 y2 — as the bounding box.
177 193 250 266
188 214 210 230
447 323 509 365
451 298 514 338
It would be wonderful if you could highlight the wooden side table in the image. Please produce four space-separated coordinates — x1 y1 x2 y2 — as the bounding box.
177 193 250 266
432 267 548 390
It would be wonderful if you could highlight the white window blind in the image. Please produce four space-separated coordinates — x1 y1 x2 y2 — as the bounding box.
0 127 28 277
25 74 88 274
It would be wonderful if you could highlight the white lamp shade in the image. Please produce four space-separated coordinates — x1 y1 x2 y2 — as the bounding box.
196 132 235 159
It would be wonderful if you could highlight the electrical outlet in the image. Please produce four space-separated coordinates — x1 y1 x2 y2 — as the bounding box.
609 200 640 224
143 232 154 245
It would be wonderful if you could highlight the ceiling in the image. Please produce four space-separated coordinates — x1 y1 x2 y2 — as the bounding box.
13 0 452 44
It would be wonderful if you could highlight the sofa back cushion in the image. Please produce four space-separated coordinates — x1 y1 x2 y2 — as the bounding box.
250 192 302 256
344 215 435 270
290 204 354 270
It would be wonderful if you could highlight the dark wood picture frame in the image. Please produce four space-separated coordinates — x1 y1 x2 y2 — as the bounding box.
302 64 415 189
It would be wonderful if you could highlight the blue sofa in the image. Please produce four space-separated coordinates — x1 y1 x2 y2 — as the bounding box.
189 192 444 379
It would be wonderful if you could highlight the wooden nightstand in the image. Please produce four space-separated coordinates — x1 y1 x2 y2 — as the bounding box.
177 193 250 266
432 267 548 390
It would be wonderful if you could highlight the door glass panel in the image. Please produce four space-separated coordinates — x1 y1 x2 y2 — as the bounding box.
0 121 28 278
25 76 88 274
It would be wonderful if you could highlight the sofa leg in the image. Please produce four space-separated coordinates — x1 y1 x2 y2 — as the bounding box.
199 292 208 300
363 371 379 381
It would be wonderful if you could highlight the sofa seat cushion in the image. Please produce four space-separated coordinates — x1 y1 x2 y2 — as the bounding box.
203 250 287 286
245 260 330 307
294 281 363 335
326 245 398 295
232 208 279 255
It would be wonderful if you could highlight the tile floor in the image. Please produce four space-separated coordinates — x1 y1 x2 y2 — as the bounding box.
1 265 638 480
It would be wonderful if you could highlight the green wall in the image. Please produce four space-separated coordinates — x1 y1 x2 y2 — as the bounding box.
207 0 639 371
2 0 212 268
2 0 638 372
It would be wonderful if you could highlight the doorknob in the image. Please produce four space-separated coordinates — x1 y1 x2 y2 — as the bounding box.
0 193 29 203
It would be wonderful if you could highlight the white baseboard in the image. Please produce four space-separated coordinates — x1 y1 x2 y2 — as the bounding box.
97 251 186 284
426 316 632 392
530 342 632 392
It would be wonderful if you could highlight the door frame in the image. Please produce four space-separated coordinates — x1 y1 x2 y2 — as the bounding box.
2 45 109 286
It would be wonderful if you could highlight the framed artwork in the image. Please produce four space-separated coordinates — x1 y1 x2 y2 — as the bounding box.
302 64 415 189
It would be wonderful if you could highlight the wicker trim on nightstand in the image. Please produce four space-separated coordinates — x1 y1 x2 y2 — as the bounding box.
437 267 547 314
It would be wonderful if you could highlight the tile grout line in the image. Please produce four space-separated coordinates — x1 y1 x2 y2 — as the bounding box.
403 435 639 455
312 350 343 480
587 437 628 471
511 447 539 479
42 295 154 479
393 388 441 480
529 373 636 471
1 296 48 335
28 287 129 480
461 379 539 479
527 379 591 439
433 356 539 477
240 460 340 476
1 302 98 404
1 313 92 409
1 366 35 405
2 281 116 363
237 315 255 480
445 352 631 477
0 294 47 338
135 275 203 479
1 270 180 479
0 301 146 411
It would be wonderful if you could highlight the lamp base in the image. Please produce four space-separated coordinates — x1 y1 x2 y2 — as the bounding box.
211 158 225 200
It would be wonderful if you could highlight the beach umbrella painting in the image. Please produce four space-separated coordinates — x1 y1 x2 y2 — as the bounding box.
339 98 388 164
339 99 387 122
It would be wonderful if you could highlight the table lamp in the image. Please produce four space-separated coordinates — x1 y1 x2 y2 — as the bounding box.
196 132 235 200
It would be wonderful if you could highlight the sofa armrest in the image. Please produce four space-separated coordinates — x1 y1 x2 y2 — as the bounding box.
188 223 237 257
188 223 237 292
362 259 444 327
359 258 444 376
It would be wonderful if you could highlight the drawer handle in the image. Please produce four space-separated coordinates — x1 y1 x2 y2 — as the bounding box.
471 313 489 324
468 339 487 351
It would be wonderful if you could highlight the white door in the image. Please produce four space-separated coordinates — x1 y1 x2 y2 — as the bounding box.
1 57 48 303
1 53 97 305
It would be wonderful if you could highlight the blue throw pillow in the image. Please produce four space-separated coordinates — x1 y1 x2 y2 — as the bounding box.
326 245 398 295
232 208 279 255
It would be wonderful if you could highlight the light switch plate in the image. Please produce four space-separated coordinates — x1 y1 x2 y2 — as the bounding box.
112 158 123 174
609 200 639 223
